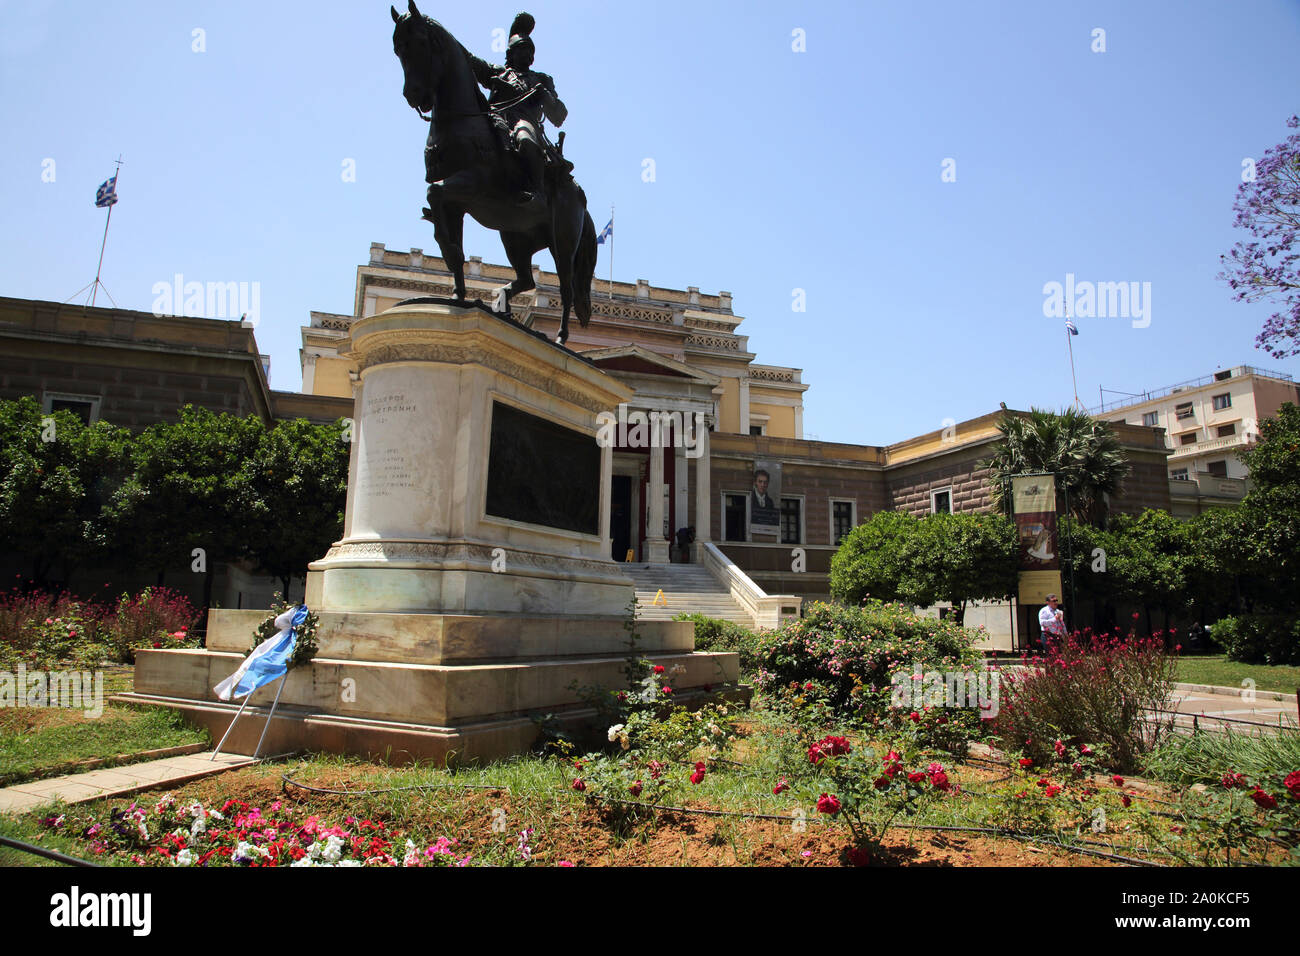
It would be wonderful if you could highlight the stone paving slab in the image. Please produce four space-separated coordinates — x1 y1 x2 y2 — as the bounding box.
0 751 257 816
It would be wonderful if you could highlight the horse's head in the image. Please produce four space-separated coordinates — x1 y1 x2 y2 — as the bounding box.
391 0 440 117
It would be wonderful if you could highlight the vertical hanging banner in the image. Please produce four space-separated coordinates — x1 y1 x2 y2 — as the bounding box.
750 460 781 531
1011 474 1062 604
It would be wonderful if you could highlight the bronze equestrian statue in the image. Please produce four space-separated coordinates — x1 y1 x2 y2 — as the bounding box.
391 4 597 345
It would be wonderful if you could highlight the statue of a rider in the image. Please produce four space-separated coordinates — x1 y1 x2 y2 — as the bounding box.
465 12 568 205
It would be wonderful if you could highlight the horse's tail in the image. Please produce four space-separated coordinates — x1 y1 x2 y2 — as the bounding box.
574 207 597 328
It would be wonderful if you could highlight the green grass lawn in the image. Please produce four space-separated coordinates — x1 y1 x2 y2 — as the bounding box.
0 705 209 787
1176 654 1300 696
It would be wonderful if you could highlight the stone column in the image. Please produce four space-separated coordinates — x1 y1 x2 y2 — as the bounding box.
674 443 688 551
691 425 711 562
599 440 613 560
646 433 669 563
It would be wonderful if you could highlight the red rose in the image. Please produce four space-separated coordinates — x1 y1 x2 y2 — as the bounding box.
1044 784 1061 798
845 846 871 867
1053 740 1065 757
653 665 665 674
1018 758 1034 768
1221 771 1247 789
804 682 814 691
1121 794 1132 808
572 778 585 792
1251 788 1277 810
695 761 707 772
1111 775 1124 786
773 777 789 795
930 771 951 792
909 711 921 723
690 769 705 785
907 772 926 783
873 776 890 790
815 793 841 815
1285 771 1300 798
661 686 673 695
1080 745 1094 755
629 781 643 797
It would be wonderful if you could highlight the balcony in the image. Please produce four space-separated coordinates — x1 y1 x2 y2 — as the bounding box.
1168 433 1250 458
1169 474 1248 501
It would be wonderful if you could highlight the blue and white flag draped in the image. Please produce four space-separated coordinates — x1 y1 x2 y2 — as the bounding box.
214 605 309 701
596 218 613 245
1065 317 1078 335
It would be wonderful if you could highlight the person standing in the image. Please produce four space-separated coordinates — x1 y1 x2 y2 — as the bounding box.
1038 593 1066 646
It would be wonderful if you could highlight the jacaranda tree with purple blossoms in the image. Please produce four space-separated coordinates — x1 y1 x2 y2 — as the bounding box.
1219 116 1300 358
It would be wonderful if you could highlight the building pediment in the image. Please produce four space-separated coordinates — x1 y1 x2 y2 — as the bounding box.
582 344 721 386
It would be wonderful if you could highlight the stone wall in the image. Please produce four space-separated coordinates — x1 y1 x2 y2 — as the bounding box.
884 443 997 515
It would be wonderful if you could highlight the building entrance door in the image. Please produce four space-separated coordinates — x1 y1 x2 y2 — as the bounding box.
611 474 632 560
724 494 747 541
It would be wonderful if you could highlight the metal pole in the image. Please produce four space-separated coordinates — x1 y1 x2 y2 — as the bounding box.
1067 326 1082 411
608 203 614 300
89 158 123 307
211 693 255 760
252 675 289 759
1062 481 1077 623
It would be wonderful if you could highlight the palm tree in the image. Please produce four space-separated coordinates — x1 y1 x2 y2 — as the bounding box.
982 407 1130 525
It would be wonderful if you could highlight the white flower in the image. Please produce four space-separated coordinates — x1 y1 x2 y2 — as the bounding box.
607 723 625 742
337 860 363 867
403 839 421 867
189 802 205 820
322 834 345 864
190 816 206 839
290 856 316 867
175 849 193 867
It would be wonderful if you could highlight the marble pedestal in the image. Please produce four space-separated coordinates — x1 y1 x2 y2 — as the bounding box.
119 299 744 763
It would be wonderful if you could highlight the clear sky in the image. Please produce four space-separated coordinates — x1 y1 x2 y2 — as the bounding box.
3 0 1298 444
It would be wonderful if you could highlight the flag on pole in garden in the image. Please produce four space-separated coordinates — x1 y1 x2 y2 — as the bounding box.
596 218 613 245
214 606 309 701
95 176 119 208
1065 317 1078 335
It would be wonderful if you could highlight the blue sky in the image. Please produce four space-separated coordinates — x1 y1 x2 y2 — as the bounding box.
2 0 1298 444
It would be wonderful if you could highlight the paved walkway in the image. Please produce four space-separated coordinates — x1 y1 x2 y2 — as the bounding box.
1163 682 1298 733
0 751 257 816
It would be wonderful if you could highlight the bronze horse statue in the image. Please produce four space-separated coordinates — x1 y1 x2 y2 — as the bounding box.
390 3 597 345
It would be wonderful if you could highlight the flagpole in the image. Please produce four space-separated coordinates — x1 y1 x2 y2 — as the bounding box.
211 693 256 760
1065 306 1083 410
252 675 289 759
608 203 614 300
89 156 123 308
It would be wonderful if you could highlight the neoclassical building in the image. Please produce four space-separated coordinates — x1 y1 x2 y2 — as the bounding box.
299 246 1174 603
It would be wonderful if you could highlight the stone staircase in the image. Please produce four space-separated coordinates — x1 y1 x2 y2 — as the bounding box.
623 563 756 627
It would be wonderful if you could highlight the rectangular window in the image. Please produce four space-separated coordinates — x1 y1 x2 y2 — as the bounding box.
1175 402 1194 421
1214 370 1232 381
1170 468 1190 481
1179 432 1197 446
1205 460 1228 478
1142 411 1158 427
1217 423 1236 438
930 488 953 514
748 425 764 436
42 393 100 426
832 500 855 545
1212 393 1232 411
780 498 801 545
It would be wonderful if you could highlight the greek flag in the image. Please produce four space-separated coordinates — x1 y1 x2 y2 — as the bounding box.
214 606 309 701
1065 317 1078 335
95 176 118 208
596 218 613 245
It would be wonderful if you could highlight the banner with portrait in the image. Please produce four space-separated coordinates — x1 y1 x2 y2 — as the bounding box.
750 460 781 530
1011 474 1061 604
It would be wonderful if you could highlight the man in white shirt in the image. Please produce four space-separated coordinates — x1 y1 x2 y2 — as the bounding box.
1038 593 1066 646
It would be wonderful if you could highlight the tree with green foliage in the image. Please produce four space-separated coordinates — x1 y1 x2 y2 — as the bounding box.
1229 402 1300 607
103 405 265 606
240 417 350 599
897 512 1018 625
829 510 919 606
982 407 1130 525
0 397 132 585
